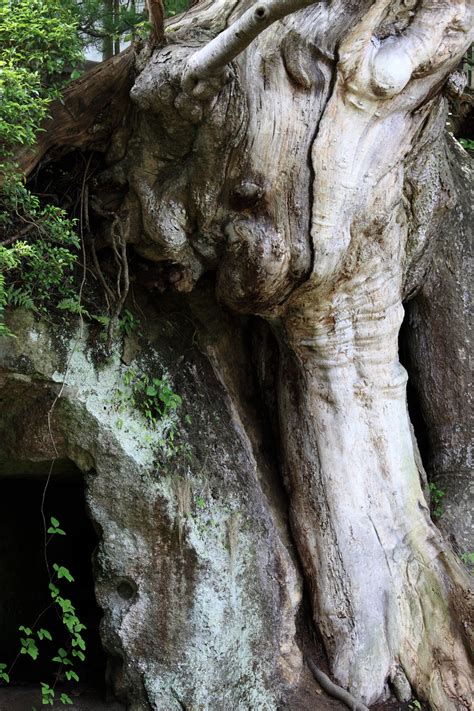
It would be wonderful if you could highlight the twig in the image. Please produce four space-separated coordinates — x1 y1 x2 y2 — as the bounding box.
182 0 318 92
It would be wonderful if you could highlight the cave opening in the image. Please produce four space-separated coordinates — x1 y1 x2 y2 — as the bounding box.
0 464 111 706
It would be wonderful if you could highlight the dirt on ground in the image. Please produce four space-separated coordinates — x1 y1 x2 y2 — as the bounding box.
0 681 425 710
0 685 124 711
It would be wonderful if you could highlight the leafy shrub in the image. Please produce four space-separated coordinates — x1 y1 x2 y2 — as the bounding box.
0 0 83 335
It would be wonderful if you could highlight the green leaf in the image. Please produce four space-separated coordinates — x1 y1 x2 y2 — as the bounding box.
53 564 74 582
60 693 73 705
48 525 66 535
71 649 85 662
28 646 39 660
37 628 52 641
41 681 54 705
65 670 79 682
50 517 60 528
19 626 32 635
72 635 86 651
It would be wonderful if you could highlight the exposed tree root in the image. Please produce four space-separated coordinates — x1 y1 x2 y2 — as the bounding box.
307 658 369 711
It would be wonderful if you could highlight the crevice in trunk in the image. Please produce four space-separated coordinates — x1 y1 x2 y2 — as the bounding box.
399 310 431 472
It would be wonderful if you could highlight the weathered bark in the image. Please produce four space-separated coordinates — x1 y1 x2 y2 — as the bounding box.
3 0 474 709
402 135 473 555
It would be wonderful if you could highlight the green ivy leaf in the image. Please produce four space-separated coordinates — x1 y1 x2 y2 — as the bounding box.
71 649 85 662
37 628 52 641
53 564 74 582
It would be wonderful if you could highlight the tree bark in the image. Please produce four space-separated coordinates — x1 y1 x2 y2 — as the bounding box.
8 0 474 708
402 134 473 556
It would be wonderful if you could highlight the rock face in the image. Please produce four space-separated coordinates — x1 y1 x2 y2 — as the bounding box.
0 292 302 710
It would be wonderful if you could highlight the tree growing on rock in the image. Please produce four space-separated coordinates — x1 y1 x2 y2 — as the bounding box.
3 0 473 709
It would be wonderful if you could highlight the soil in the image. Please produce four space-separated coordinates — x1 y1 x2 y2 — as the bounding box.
0 685 124 711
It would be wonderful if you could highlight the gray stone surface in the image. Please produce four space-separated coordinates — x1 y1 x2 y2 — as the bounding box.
0 292 302 710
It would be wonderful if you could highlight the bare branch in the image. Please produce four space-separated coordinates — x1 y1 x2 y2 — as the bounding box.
182 0 317 92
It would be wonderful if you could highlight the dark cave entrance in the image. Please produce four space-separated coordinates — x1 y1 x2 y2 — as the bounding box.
0 464 107 696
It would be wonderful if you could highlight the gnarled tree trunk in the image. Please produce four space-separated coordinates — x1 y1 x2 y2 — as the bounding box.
9 0 474 709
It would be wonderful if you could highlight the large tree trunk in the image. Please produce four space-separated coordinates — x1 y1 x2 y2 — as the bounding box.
7 0 474 709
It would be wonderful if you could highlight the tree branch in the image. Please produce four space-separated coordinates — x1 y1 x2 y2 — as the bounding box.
182 0 318 92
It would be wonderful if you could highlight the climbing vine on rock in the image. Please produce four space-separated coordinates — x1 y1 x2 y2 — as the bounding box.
0 517 87 706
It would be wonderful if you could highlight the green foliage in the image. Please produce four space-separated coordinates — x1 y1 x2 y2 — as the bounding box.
47 517 66 536
429 482 445 519
75 0 190 55
0 0 83 336
0 517 86 705
73 0 149 56
19 626 39 660
165 0 190 17
0 173 80 336
0 663 9 684
114 366 191 460
120 368 182 422
119 308 139 337
0 0 82 154
459 137 474 152
37 628 53 642
460 551 474 575
41 682 55 706
0 62 48 149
